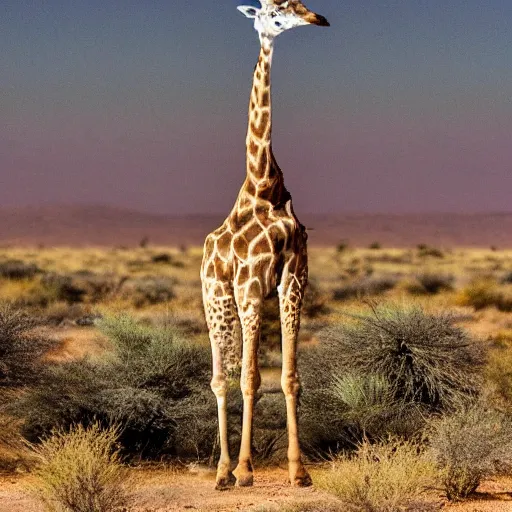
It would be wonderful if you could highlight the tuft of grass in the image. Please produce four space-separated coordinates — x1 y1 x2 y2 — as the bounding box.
30 423 127 512
314 439 437 512
428 402 512 501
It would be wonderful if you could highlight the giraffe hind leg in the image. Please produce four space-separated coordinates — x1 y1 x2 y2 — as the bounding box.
278 269 312 487
203 285 241 490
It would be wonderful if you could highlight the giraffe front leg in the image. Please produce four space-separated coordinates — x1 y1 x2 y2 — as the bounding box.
233 290 262 487
204 291 240 490
279 272 312 487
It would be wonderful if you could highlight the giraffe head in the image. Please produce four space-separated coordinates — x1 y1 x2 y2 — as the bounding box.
237 0 329 40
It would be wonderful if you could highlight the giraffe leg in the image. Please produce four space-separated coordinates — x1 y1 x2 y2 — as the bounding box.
203 288 240 490
278 267 312 487
233 286 262 487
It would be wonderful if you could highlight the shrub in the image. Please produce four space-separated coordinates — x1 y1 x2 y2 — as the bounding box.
299 306 484 453
502 272 512 284
118 276 176 307
428 403 512 500
417 245 444 258
412 273 454 295
336 241 349 253
30 423 127 512
0 303 57 387
316 306 482 411
0 260 40 280
486 339 512 404
0 413 33 472
42 272 117 304
332 277 397 301
369 242 381 250
457 280 512 312
302 280 329 318
314 439 437 512
17 315 217 460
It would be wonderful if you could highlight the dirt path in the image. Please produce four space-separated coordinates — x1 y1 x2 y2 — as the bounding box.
1 468 512 512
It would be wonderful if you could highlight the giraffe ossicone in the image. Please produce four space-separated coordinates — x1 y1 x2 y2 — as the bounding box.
201 0 329 490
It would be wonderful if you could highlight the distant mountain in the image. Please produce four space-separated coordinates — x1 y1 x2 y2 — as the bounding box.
0 205 511 248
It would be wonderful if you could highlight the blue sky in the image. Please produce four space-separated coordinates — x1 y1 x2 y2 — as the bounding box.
1 0 511 214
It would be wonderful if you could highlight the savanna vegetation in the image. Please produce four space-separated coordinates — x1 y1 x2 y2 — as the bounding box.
0 245 512 511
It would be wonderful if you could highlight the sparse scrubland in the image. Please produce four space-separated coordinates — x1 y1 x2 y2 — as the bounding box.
0 245 512 511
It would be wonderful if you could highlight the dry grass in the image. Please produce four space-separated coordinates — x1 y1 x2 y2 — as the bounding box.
428 402 512 501
29 423 127 512
313 439 437 512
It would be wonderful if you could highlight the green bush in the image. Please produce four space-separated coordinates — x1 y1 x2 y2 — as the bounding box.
300 306 484 453
0 303 57 387
428 402 512 500
30 423 126 512
314 439 437 512
17 315 217 460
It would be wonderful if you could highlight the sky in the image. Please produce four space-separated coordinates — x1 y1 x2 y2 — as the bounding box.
1 0 511 215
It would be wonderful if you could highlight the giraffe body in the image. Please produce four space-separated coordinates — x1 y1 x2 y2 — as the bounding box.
200 0 328 489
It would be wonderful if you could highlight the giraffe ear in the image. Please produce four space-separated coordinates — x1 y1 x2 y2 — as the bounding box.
237 5 260 19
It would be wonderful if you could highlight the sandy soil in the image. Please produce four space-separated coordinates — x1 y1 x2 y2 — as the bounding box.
1 468 511 512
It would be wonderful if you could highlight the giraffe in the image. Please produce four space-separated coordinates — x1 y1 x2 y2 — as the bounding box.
200 0 329 490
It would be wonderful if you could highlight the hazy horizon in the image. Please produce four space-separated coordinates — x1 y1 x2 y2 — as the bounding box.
2 0 511 215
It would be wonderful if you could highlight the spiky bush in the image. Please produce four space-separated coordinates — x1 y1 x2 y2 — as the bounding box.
0 303 56 387
30 423 126 512
318 306 483 410
428 402 512 500
314 439 437 512
17 315 217 460
300 305 484 453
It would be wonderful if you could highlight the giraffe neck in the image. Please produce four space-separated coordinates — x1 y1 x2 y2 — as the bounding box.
238 36 289 209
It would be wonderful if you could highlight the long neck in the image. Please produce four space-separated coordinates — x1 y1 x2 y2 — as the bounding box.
240 36 287 207
245 37 280 182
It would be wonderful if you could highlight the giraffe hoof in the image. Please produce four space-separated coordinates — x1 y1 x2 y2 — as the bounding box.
291 472 313 487
235 473 254 487
215 472 236 490
233 461 254 487
290 464 313 487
